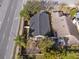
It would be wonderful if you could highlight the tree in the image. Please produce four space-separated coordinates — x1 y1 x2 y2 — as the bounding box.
38 38 53 53
15 35 26 48
70 8 77 17
20 1 41 21
37 38 55 59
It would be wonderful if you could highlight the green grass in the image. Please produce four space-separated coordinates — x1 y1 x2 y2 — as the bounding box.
61 52 78 59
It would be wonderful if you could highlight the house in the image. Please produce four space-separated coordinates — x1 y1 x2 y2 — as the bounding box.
29 11 53 39
73 11 79 32
52 11 79 46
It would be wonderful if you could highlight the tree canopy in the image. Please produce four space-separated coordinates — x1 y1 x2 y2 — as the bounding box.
15 35 26 48
20 1 41 20
70 8 77 17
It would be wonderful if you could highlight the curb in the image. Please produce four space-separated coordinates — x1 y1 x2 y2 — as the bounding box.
13 17 24 59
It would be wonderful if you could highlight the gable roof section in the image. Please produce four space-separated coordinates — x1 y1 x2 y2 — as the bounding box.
30 11 51 36
52 12 79 39
66 16 79 39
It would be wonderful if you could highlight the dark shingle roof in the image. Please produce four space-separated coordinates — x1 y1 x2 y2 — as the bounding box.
29 11 51 36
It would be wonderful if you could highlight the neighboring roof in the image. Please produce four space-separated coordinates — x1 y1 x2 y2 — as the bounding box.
66 16 79 40
52 12 70 37
29 11 51 36
75 12 79 18
52 12 79 39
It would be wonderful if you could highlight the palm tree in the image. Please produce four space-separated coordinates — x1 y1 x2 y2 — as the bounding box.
15 35 26 48
15 35 26 59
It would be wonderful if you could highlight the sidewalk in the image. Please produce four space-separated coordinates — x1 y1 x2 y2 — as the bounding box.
14 17 25 59
12 0 27 59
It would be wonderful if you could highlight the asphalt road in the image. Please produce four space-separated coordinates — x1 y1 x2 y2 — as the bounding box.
0 0 24 59
0 0 4 4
